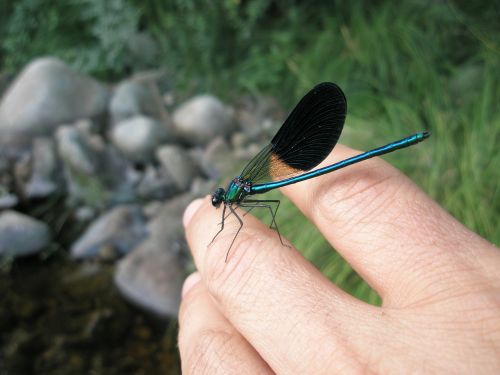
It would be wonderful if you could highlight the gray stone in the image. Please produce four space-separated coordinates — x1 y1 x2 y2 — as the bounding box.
111 116 170 163
0 210 51 257
13 153 31 191
231 131 250 149
74 118 100 134
234 142 264 161
190 177 217 198
56 125 133 206
0 57 109 147
0 154 9 174
0 193 18 209
199 137 236 179
136 166 178 201
25 137 64 198
156 145 200 191
114 193 193 317
56 126 95 175
148 193 194 243
173 95 235 145
109 79 166 124
74 206 96 222
71 205 148 259
143 200 164 219
114 238 184 318
235 94 283 135
0 156 17 209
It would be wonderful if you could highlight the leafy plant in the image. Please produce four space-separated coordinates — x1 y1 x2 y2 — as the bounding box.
1 0 152 79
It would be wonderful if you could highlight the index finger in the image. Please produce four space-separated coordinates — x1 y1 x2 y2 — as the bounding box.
280 143 494 306
183 197 376 375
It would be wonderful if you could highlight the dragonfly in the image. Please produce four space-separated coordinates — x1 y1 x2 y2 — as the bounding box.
210 82 430 261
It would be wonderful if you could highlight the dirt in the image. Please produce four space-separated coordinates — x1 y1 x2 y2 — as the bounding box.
0 253 180 374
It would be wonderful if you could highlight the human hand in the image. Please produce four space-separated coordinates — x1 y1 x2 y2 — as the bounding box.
179 144 500 374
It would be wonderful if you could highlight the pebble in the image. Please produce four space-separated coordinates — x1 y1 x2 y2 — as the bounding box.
111 116 170 163
25 137 64 198
199 137 236 179
0 210 51 257
114 238 184 318
109 79 166 124
173 95 235 145
156 145 200 191
0 58 109 147
56 125 132 206
135 166 178 201
71 205 148 259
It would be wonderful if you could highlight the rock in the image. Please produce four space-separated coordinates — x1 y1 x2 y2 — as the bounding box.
56 125 133 206
114 238 184 318
231 131 250 149
25 137 64 198
0 154 17 207
13 153 31 192
74 118 101 134
0 210 51 257
0 193 18 209
0 153 9 174
0 58 109 147
190 177 217 198
136 166 177 201
0 156 18 207
143 200 163 219
235 94 283 135
114 193 193 317
156 145 200 191
199 137 236 179
109 79 166 124
71 205 148 259
173 95 235 145
234 142 264 161
111 116 170 163
74 206 96 222
56 126 95 175
148 193 194 243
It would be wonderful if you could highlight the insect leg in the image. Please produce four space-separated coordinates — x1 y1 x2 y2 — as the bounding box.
239 200 288 248
241 199 281 229
226 204 243 262
219 207 232 226
242 206 255 216
209 204 227 246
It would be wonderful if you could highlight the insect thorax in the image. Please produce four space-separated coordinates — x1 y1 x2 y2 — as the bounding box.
225 177 252 203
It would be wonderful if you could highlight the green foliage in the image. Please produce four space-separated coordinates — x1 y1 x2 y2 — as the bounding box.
136 0 277 92
0 0 150 79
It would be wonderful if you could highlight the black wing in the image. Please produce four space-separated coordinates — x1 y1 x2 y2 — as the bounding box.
240 82 347 184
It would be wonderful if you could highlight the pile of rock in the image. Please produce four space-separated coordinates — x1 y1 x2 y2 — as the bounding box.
0 57 282 318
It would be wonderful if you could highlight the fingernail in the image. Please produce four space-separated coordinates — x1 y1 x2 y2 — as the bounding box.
183 198 204 228
182 272 201 298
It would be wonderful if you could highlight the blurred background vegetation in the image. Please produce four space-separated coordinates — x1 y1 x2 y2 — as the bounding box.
1 0 498 308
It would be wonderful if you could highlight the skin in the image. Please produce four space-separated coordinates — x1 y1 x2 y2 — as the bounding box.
178 144 500 375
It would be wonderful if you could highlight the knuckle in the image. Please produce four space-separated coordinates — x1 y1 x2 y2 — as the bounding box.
312 162 404 227
178 293 196 328
178 280 206 325
182 329 238 375
205 230 267 305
